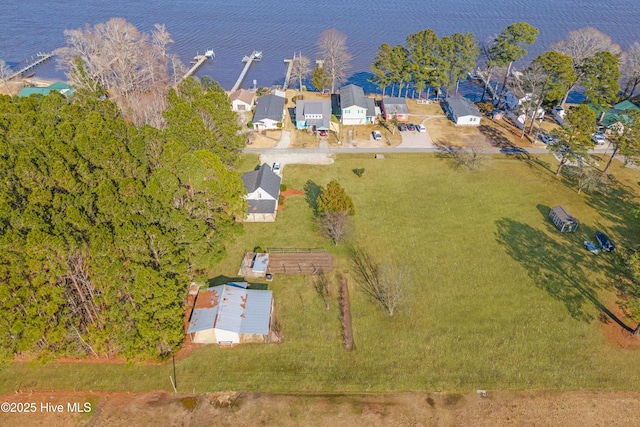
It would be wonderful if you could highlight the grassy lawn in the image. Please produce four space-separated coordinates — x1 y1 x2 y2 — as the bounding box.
1 154 639 394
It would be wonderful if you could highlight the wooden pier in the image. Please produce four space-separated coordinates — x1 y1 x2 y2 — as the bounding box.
282 58 293 90
182 54 208 80
476 70 498 101
231 50 262 92
8 53 53 80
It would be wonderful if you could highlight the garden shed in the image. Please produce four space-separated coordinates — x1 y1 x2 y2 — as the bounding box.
549 206 579 232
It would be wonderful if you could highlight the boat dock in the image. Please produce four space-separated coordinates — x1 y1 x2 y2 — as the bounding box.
476 70 498 100
282 58 293 90
231 50 262 92
8 52 53 80
183 54 208 80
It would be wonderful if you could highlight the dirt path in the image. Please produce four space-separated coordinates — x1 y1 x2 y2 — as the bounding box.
1 389 639 426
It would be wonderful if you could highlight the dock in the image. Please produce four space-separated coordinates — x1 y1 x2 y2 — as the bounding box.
476 70 498 100
282 58 293 90
231 50 262 92
182 54 208 80
8 52 53 80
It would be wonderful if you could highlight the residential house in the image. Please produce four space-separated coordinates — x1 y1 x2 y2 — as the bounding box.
339 84 376 125
18 81 74 98
229 88 255 112
295 99 331 130
593 100 640 128
241 163 281 222
444 96 482 126
187 282 274 345
252 92 286 131
381 97 410 121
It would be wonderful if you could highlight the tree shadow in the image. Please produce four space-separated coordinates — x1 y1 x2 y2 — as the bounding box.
495 218 634 331
304 180 321 214
479 124 530 161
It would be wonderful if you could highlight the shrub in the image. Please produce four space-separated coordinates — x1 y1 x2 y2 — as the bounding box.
280 184 288 192
247 121 254 129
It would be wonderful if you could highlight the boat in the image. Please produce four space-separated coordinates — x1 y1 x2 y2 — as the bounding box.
242 51 262 63
205 49 215 59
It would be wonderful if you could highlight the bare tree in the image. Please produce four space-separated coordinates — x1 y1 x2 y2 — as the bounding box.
55 18 179 127
564 165 611 194
0 59 12 93
622 42 640 99
436 137 489 171
318 211 352 244
313 273 331 310
349 246 408 316
317 29 352 93
551 27 622 105
290 52 311 92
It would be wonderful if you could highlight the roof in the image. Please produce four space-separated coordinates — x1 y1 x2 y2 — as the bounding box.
247 199 277 214
296 100 332 129
382 97 409 115
252 253 270 273
446 96 481 118
549 206 576 223
18 82 74 98
241 163 281 198
252 93 285 123
340 84 368 109
229 89 254 105
187 284 272 335
596 100 640 127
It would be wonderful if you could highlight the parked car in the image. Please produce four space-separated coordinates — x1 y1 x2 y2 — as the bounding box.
272 162 281 174
584 240 600 255
417 124 426 132
372 130 382 140
318 130 327 137
398 123 408 132
595 231 615 251
591 131 606 145
408 123 416 131
538 133 554 144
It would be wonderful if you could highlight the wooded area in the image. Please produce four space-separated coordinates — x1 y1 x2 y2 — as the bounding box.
0 77 245 361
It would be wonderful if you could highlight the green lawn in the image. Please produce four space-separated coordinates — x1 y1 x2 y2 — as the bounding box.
1 153 639 394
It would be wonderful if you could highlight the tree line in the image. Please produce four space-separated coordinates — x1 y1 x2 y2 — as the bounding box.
0 76 246 362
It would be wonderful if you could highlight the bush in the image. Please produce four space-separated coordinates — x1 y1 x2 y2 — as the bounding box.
278 195 284 205
247 121 254 129
291 96 297 103
280 184 288 192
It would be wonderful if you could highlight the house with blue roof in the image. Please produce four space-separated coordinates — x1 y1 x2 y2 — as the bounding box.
187 282 274 345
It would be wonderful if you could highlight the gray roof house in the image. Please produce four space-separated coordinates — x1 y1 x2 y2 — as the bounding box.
241 163 282 222
381 97 410 121
339 84 376 125
295 99 332 130
187 282 273 345
444 96 482 126
252 92 286 130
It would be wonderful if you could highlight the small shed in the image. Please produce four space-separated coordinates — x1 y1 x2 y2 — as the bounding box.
549 206 578 232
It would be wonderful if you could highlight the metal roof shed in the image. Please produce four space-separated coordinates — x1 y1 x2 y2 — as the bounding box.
549 206 579 232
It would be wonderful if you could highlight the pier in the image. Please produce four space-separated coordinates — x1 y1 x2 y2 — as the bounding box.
182 54 208 80
282 58 293 90
476 70 498 101
231 50 262 92
8 53 53 80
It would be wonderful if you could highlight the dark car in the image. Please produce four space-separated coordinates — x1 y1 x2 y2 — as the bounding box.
398 123 408 132
407 123 416 131
595 231 615 251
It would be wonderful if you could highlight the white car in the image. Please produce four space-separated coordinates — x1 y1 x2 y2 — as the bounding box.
591 131 606 145
372 130 382 140
416 124 426 132
272 162 281 174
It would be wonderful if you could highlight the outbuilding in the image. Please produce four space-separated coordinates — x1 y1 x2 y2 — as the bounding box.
187 282 274 345
549 206 579 233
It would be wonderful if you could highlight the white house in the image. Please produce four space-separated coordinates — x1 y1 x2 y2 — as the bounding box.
252 92 286 131
241 163 281 222
339 84 376 125
229 89 255 112
187 282 274 345
444 97 482 126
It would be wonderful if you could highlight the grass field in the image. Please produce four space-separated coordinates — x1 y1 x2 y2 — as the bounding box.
1 153 639 394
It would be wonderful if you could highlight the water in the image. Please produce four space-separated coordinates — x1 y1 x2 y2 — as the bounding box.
1 0 638 91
